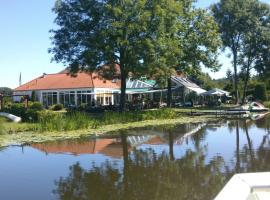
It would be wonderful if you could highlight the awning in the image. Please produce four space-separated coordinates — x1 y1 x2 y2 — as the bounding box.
186 87 207 95
126 89 167 95
202 88 230 96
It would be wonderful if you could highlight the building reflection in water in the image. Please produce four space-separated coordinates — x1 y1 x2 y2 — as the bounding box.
29 114 270 200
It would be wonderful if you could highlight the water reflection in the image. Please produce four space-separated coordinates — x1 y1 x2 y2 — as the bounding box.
53 135 227 200
51 116 269 199
0 114 270 200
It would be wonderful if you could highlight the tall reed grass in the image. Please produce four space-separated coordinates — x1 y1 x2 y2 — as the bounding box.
38 111 94 132
3 108 180 133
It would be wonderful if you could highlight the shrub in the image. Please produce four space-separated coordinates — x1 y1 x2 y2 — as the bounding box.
3 103 43 122
264 101 270 109
4 103 26 119
29 102 44 111
254 83 267 101
50 104 64 111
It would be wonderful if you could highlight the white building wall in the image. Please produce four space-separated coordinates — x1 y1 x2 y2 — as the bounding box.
13 91 34 102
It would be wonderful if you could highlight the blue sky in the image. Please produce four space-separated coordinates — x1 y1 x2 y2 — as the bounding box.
0 0 268 89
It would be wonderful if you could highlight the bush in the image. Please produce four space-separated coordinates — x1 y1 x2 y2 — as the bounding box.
264 101 270 109
29 102 44 111
254 83 267 101
3 103 43 122
50 104 64 111
4 103 26 118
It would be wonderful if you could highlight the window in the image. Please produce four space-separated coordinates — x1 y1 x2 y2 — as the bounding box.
64 92 70 106
60 92 65 105
105 96 112 105
70 91 75 105
42 92 58 107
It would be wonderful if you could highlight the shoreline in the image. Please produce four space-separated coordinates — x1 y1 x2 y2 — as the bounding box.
0 116 213 148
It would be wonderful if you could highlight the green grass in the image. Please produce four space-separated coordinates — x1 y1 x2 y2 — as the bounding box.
0 117 36 134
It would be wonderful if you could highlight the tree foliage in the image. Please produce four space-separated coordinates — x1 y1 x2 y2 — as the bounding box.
212 0 270 104
50 0 221 109
50 0 184 111
0 87 12 96
254 83 267 101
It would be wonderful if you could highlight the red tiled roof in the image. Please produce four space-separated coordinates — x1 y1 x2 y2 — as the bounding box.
31 139 117 156
31 139 131 158
15 71 121 91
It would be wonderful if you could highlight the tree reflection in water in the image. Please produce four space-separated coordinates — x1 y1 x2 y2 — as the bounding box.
53 116 270 200
54 136 227 199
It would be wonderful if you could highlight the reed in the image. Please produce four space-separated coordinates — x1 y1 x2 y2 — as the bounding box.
37 111 93 132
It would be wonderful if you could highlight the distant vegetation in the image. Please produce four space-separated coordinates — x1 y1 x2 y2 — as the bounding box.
0 87 12 96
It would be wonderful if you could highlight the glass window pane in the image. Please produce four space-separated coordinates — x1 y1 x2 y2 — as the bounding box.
81 94 86 104
70 93 75 105
42 93 47 107
48 94 53 106
77 93 82 106
60 93 64 105
87 95 91 105
64 93 69 106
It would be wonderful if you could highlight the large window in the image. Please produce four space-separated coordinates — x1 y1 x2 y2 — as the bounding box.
42 92 58 107
58 90 92 107
96 90 113 106
77 90 92 106
59 91 76 107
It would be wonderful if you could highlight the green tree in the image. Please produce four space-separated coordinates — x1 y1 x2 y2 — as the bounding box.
239 2 270 104
50 0 188 111
0 87 12 96
212 0 258 104
254 83 267 101
149 3 221 107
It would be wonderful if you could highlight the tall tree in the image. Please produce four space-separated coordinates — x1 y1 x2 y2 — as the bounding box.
254 4 270 80
50 0 186 111
149 3 221 107
239 1 270 104
212 0 256 104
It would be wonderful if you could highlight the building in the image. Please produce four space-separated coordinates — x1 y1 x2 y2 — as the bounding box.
14 69 206 107
14 71 121 107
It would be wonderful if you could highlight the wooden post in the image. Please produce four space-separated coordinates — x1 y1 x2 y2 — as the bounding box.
24 95 29 109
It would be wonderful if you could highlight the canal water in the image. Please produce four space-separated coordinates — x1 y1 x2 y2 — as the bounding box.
0 114 269 200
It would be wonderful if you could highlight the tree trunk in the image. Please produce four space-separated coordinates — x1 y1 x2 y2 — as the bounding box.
121 133 129 198
242 67 250 105
167 76 172 107
233 50 239 104
236 121 240 173
244 121 254 170
120 67 127 112
168 131 174 161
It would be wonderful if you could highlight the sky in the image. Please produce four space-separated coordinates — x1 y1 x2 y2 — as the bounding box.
0 0 269 89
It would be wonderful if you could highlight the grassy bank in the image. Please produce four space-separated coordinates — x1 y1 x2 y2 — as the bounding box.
1 106 239 147
0 115 211 147
1 108 186 133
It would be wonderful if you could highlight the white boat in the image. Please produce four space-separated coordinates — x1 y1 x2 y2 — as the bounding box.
215 172 270 200
230 102 269 112
0 112 22 123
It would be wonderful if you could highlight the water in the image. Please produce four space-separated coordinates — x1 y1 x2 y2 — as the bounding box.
0 114 270 200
